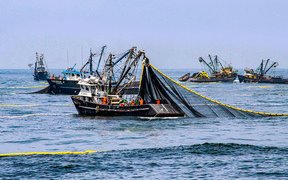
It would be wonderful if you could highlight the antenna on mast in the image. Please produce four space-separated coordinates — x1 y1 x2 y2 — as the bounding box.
66 49 69 66
81 46 83 66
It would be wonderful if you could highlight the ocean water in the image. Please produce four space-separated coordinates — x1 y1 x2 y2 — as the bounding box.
1 69 288 179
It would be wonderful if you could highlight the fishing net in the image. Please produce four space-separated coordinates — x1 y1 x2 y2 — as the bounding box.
139 63 287 118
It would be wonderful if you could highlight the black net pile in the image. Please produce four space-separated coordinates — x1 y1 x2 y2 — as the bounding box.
139 64 267 118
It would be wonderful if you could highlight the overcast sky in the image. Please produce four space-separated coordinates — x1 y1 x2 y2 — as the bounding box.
0 0 287 69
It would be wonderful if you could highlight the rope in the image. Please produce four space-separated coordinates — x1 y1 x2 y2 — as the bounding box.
0 150 104 157
149 64 288 117
139 63 145 89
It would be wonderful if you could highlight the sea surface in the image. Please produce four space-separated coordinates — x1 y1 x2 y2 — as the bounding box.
1 69 288 179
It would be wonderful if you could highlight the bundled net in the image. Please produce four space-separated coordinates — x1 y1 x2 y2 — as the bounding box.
139 64 288 118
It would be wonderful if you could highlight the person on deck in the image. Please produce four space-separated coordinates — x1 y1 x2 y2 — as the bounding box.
102 96 108 105
156 99 161 104
135 99 139 105
139 98 144 105
130 99 135 106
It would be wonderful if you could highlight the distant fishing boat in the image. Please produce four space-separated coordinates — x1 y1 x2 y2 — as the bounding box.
29 52 49 81
238 59 288 84
179 55 238 83
47 65 83 94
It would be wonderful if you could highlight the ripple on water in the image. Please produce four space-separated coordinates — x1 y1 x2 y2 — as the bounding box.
0 143 288 179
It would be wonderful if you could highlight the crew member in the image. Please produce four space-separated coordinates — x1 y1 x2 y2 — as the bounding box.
130 99 135 106
156 99 161 104
139 98 144 105
102 96 108 105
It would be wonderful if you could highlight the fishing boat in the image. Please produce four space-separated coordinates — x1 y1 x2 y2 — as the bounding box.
179 55 238 83
46 46 106 95
72 77 183 117
47 65 83 94
71 51 184 117
238 59 288 84
29 52 50 80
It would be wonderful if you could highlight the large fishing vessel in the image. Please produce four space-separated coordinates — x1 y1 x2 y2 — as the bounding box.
179 55 238 83
72 76 183 117
71 51 184 117
29 52 50 81
238 59 288 84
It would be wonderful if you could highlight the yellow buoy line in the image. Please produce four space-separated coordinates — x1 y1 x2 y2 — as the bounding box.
0 150 108 157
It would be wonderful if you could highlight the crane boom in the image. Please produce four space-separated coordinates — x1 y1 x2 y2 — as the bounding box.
265 62 278 74
96 45 106 72
263 59 270 73
112 51 144 94
199 57 215 73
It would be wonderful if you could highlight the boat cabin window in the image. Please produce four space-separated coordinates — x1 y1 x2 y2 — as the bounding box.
91 86 96 93
85 86 89 91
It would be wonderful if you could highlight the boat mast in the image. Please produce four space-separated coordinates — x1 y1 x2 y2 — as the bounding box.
42 54 48 70
96 45 106 73
39 54 45 68
89 49 93 75
112 50 145 94
199 57 215 73
35 52 38 72
106 54 113 94
80 48 96 74
258 59 267 76
117 47 137 81
215 55 224 69
264 61 278 75
102 47 136 81
208 54 216 72
263 59 270 74
112 47 135 66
